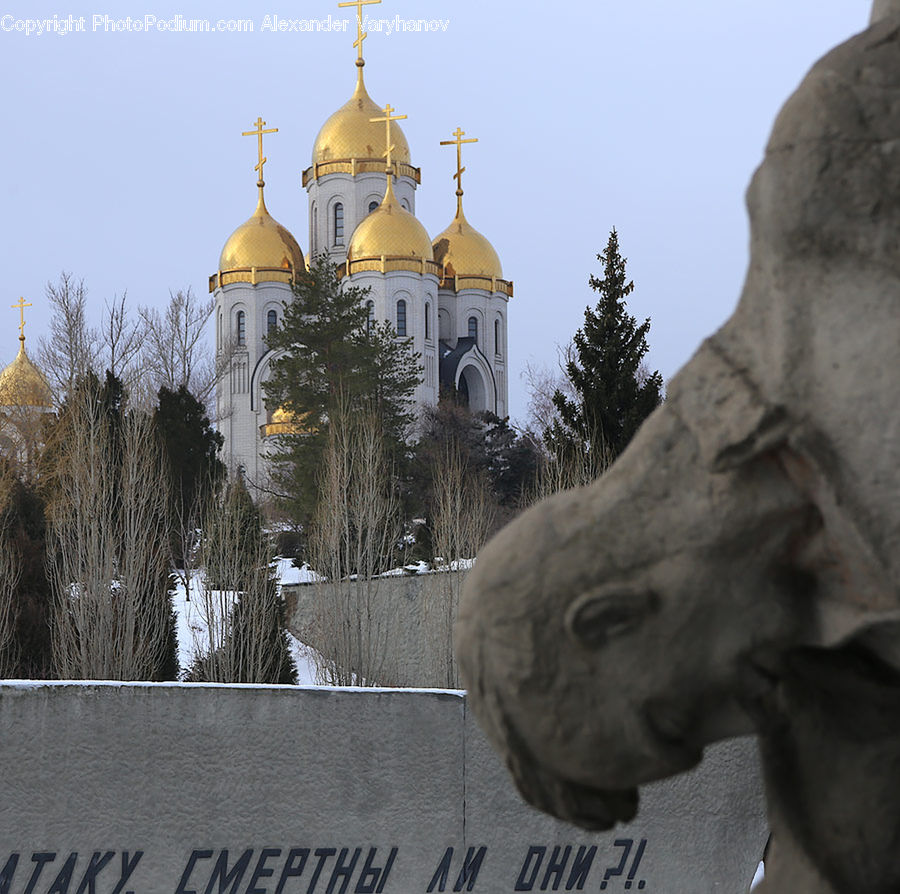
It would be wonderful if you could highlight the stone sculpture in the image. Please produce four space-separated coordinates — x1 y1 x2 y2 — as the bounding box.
456 6 900 893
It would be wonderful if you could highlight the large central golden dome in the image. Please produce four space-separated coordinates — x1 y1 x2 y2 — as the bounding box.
348 177 434 264
213 188 305 290
312 68 411 167
0 337 53 408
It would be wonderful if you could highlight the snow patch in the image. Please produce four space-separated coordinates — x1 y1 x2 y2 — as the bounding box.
750 861 764 890
273 558 320 586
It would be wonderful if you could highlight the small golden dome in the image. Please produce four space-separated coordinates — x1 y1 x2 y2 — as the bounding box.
348 178 434 263
312 68 411 167
0 338 53 408
261 406 314 438
433 203 503 280
216 188 305 288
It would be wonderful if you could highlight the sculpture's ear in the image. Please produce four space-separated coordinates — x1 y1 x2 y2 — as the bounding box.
566 587 660 651
668 338 792 472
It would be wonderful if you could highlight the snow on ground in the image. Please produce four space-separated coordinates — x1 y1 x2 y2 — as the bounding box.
171 572 206 674
285 632 319 685
380 560 431 577
273 557 320 586
170 558 322 682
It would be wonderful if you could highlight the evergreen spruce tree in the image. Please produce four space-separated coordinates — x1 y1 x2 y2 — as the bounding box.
199 476 296 684
546 229 664 467
264 255 421 533
2 476 53 678
153 384 225 566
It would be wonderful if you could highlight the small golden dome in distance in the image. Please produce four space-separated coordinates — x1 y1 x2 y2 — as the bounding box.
312 69 411 167
348 179 434 263
432 206 503 280
217 190 305 288
262 406 314 438
0 338 53 408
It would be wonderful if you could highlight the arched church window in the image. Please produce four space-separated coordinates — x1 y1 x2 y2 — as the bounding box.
396 300 407 337
267 309 278 336
366 301 375 334
217 313 222 351
401 199 410 212
468 316 478 345
425 303 431 341
494 319 501 356
334 203 344 245
236 311 246 346
369 200 379 214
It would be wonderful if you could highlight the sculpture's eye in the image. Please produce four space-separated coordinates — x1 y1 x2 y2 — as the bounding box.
565 587 660 650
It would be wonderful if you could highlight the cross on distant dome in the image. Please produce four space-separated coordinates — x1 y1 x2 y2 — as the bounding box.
11 297 31 340
370 103 407 175
241 117 278 187
338 0 382 64
440 127 478 212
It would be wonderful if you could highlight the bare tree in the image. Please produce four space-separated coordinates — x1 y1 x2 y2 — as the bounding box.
309 399 401 687
169 488 204 598
192 479 292 684
47 395 173 680
0 534 20 679
100 293 144 395
139 289 219 409
528 431 612 503
0 471 21 678
521 341 578 439
38 273 99 400
523 340 615 501
0 402 51 481
424 439 495 688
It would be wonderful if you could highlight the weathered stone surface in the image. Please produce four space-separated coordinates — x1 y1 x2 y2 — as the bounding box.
0 682 766 893
871 0 900 24
457 6 900 893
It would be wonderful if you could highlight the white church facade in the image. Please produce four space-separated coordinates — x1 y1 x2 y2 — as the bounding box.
211 15 513 486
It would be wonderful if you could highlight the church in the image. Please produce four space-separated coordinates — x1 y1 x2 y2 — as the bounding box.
0 300 54 477
210 1 513 486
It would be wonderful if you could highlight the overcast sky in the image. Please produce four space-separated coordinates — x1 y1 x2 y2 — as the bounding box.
0 0 872 424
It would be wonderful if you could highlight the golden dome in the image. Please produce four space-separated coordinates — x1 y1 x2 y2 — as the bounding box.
433 203 503 280
261 406 314 438
348 178 434 264
271 407 294 425
312 68 411 167
214 188 305 289
0 337 53 408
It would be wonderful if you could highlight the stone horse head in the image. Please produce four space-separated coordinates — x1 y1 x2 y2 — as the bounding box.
456 5 900 849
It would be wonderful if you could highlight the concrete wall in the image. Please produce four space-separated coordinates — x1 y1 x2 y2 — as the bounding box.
284 573 467 687
0 682 767 893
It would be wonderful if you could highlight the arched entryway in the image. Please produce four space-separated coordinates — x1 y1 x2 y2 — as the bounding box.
458 365 487 412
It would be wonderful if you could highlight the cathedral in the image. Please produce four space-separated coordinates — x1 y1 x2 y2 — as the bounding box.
211 5 513 486
0 299 53 476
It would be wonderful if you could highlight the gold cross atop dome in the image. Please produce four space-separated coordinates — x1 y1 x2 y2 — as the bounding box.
441 127 478 214
11 297 31 341
338 0 382 65
370 103 408 175
242 117 278 188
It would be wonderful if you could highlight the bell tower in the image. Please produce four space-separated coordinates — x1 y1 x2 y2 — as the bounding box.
303 0 420 265
210 118 305 487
